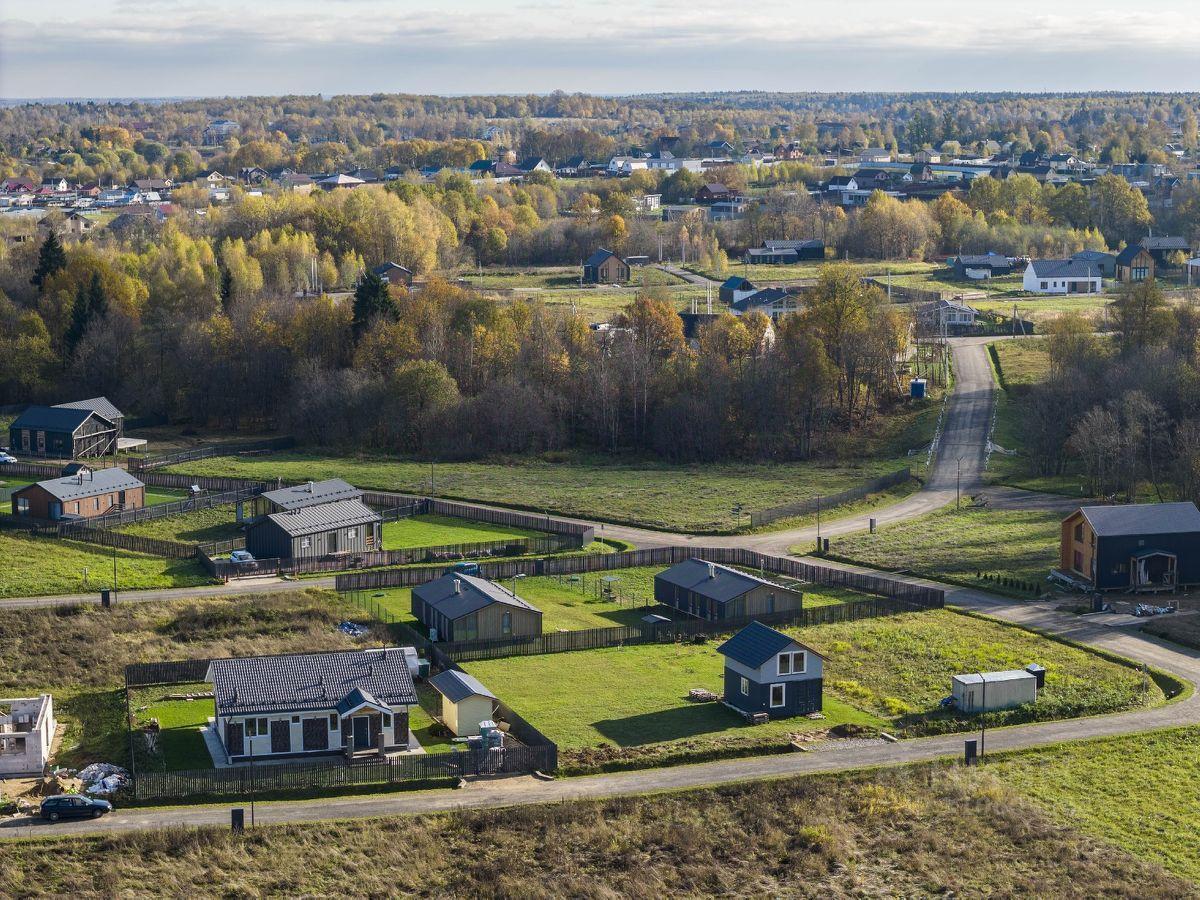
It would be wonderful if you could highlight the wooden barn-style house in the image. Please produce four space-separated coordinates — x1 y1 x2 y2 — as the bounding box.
8 396 123 459
583 248 630 284
411 572 543 642
1059 502 1200 592
11 466 145 521
206 647 419 762
654 559 803 622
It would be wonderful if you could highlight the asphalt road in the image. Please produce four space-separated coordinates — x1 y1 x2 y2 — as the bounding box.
6 574 1196 839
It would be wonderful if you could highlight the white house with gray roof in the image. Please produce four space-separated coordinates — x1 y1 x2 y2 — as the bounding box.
1023 258 1102 294
412 573 542 642
206 647 418 762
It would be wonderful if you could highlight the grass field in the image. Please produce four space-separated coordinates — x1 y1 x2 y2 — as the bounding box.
827 505 1062 591
119 505 243 543
1 767 1184 897
364 566 860 632
0 531 211 599
990 337 1052 388
974 294 1114 322
466 607 1156 766
163 403 937 534
693 259 938 284
0 589 392 769
990 726 1200 883
381 514 543 549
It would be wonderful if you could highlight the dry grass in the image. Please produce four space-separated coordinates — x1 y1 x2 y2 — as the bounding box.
0 767 1188 897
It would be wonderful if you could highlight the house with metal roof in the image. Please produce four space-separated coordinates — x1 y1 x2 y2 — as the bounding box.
1060 502 1200 592
205 647 418 762
245 498 381 560
428 670 497 736
719 275 757 306
730 287 800 320
371 261 413 287
11 466 145 521
255 478 362 515
1072 249 1117 279
411 573 542 642
745 239 824 265
717 621 823 718
949 252 1015 280
1139 235 1192 266
1116 244 1155 283
9 404 119 458
583 248 630 284
1022 258 1102 295
654 559 803 622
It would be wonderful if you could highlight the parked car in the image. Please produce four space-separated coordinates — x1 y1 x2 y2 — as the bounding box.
40 794 112 821
0 452 16 464
444 561 481 576
230 550 256 564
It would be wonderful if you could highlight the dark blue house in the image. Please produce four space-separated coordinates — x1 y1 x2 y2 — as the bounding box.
717 621 823 719
1060 502 1200 593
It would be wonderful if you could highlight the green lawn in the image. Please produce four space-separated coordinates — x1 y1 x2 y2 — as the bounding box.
973 294 1114 322
164 444 926 534
361 565 858 633
0 531 211 598
693 260 937 284
468 608 1157 762
381 514 543 550
144 488 191 506
466 642 883 753
991 338 1052 388
130 683 214 771
990 727 1200 883
119 504 243 543
827 505 1062 592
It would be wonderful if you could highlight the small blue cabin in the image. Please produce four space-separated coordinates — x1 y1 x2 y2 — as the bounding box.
717 621 823 719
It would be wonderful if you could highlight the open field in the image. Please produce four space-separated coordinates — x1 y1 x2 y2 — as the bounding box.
444 266 686 291
973 294 1113 322
361 565 859 633
163 400 937 533
119 505 242 543
0 767 1185 898
0 531 211 599
381 514 543 550
827 505 1062 591
0 589 389 769
991 726 1200 883
991 337 1052 388
693 259 938 284
466 608 1156 769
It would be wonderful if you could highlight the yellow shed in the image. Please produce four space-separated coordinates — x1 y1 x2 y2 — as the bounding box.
429 670 497 737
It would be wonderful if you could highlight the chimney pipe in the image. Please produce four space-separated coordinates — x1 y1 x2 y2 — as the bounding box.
306 480 314 493
707 562 717 579
454 579 462 594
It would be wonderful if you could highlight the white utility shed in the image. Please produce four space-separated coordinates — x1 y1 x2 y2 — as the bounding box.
952 670 1038 713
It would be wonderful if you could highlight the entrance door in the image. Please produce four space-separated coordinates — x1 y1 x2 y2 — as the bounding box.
352 716 370 750
270 719 290 754
49 501 62 520
302 717 329 751
225 721 244 757
327 530 338 553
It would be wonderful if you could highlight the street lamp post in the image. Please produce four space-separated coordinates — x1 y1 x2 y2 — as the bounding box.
111 503 124 601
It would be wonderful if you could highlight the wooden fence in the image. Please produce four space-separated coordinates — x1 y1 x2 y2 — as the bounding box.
424 595 927 663
0 460 271 496
748 468 912 527
128 436 296 472
335 545 946 608
56 523 199 559
82 486 260 530
132 744 555 801
126 657 212 687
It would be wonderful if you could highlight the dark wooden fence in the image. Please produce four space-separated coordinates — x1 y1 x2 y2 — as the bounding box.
200 533 583 580
128 437 296 472
432 595 926 663
126 657 212 687
132 743 555 801
749 468 912 527
56 523 199 559
83 486 260 530
335 545 946 608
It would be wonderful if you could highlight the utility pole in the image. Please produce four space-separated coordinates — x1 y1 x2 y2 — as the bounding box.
956 457 962 510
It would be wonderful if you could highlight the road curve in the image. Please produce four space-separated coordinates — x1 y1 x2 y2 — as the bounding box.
5 575 1196 839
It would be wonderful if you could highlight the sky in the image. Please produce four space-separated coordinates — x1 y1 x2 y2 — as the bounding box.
6 1 1200 98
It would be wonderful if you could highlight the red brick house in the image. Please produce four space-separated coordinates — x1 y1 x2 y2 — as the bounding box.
12 466 145 521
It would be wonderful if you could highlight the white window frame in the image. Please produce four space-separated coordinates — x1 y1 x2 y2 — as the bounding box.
300 536 311 549
739 676 750 696
777 650 807 676
769 683 786 708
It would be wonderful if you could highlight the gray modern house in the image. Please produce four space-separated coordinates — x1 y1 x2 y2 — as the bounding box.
654 559 803 622
206 647 418 762
244 498 382 560
717 621 824 719
411 573 542 642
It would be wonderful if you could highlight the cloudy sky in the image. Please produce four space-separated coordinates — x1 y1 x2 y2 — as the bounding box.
5 0 1200 98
